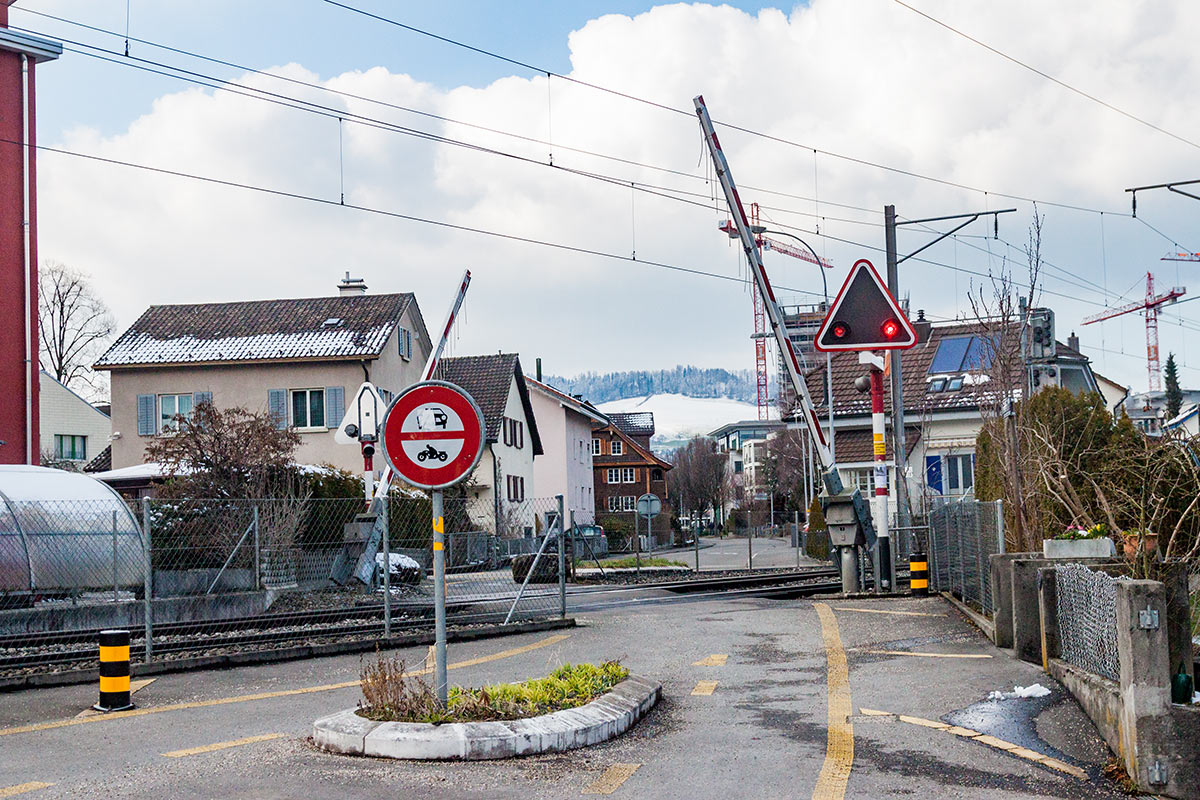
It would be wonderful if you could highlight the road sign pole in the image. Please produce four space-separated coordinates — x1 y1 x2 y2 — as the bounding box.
634 508 641 577
884 205 913 539
432 489 447 707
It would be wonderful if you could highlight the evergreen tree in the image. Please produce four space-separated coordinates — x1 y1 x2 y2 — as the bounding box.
1164 353 1183 420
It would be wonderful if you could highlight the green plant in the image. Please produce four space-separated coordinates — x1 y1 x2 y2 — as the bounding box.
576 556 686 569
358 659 629 723
1054 523 1108 541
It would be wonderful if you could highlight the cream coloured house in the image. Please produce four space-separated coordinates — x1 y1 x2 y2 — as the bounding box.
94 276 431 474
38 371 110 466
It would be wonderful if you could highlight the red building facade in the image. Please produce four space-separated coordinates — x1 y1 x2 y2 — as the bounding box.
0 3 59 464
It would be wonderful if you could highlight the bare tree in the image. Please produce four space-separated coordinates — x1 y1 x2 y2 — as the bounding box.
968 211 1045 550
669 437 726 524
38 261 114 399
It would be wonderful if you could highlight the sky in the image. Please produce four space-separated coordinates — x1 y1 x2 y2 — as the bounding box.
13 0 1200 394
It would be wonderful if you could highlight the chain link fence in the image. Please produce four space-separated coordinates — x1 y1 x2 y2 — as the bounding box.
927 498 1005 615
1054 563 1122 682
0 494 568 678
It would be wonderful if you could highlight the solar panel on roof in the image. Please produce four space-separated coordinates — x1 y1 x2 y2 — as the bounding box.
928 336 972 373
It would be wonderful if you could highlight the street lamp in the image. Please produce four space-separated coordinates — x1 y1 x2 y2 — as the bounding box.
755 227 836 464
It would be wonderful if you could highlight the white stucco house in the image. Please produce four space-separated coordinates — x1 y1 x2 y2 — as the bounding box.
526 377 608 526
438 354 543 537
38 371 111 467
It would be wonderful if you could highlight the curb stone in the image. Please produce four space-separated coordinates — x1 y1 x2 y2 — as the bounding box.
313 674 661 760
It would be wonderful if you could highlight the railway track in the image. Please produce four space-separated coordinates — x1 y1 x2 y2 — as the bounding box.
0 567 853 673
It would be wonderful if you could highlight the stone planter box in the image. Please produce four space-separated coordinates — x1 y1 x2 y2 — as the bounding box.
313 674 660 760
1042 538 1115 559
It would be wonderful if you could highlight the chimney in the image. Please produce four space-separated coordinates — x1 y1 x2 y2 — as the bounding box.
536 357 542 382
913 309 932 344
338 271 367 296
1068 331 1079 352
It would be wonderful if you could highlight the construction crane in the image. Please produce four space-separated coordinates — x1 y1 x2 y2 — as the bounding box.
1081 272 1185 391
718 210 832 420
1162 252 1200 262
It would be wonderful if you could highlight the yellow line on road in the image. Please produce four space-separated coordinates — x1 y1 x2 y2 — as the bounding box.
832 607 945 618
0 634 570 738
690 680 718 696
582 763 641 795
75 678 157 718
692 654 728 666
162 732 286 758
856 649 992 659
812 603 853 800
0 783 53 799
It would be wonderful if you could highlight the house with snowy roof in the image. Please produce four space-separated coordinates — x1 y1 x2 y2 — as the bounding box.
526 376 608 526
435 354 543 538
94 275 431 474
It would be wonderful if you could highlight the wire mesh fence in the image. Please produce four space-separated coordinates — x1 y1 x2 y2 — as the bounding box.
1055 562 1121 682
0 494 569 677
927 498 1005 615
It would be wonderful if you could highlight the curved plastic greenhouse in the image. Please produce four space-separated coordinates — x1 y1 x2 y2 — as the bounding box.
0 465 143 601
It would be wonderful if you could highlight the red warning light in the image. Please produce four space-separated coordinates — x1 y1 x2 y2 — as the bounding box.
881 319 900 339
832 322 851 339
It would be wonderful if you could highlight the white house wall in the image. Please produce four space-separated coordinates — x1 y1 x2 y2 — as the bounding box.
529 388 597 526
38 373 111 465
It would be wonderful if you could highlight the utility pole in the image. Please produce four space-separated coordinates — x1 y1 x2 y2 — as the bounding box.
884 204 1016 534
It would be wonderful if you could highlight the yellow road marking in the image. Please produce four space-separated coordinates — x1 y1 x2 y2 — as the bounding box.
898 714 948 730
0 784 53 799
0 634 570 738
945 726 981 737
582 763 641 795
1008 746 1048 762
858 708 892 717
692 654 728 666
832 607 944 618
974 734 1018 750
812 602 853 800
691 680 718 696
163 732 286 758
1040 758 1088 780
856 649 992 659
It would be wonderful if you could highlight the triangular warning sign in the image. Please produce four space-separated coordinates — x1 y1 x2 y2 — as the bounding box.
814 259 917 351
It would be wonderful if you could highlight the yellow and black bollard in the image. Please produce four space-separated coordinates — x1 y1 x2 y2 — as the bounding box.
909 552 929 597
95 629 134 712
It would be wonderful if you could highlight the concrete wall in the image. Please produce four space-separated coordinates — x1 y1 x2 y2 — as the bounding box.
108 307 430 474
38 372 110 464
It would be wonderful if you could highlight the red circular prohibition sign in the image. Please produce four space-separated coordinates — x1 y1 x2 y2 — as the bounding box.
381 381 486 490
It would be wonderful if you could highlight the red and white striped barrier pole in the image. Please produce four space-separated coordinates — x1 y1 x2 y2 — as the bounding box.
870 366 893 592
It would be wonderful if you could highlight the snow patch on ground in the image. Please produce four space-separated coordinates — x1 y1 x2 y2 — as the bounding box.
987 683 1051 700
597 394 774 448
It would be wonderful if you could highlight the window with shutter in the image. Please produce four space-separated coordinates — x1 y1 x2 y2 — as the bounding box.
136 394 156 436
610 440 623 456
325 386 345 429
267 389 288 430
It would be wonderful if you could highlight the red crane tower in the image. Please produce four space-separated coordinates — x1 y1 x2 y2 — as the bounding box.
1080 272 1185 391
719 205 832 420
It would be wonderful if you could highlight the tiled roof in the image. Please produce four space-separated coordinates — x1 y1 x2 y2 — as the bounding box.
95 293 419 368
437 354 543 456
609 412 655 438
83 444 112 473
802 320 1033 418
830 426 922 464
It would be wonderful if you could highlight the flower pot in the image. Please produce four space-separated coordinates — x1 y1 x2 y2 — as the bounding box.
1121 533 1158 560
1042 538 1115 559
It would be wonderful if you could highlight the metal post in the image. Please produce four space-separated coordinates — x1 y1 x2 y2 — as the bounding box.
556 495 566 619
795 510 801 569
141 498 153 660
840 546 860 594
382 497 391 637
869 368 892 593
884 204 912 537
634 507 641 577
252 505 260 590
748 524 753 570
112 510 119 604
432 489 447 706
694 516 701 572
995 499 1006 554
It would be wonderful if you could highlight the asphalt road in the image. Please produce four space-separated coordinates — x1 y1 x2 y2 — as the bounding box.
0 593 1124 799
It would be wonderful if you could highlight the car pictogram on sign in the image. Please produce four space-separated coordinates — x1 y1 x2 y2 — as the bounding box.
380 381 486 490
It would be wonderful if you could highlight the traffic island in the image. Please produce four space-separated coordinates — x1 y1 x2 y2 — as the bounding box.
313 674 661 759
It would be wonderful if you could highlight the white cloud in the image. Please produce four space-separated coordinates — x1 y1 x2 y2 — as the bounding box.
33 0 1200 390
